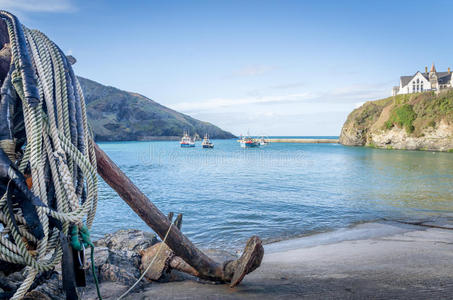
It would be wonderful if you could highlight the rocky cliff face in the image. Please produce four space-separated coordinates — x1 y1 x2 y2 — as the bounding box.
78 77 236 141
340 91 453 152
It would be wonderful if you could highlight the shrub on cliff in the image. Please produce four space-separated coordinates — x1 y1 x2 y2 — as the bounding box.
339 89 453 151
385 104 417 133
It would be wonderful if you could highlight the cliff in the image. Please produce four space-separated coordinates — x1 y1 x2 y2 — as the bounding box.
339 90 453 151
78 77 236 141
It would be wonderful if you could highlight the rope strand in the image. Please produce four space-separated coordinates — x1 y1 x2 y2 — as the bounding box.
0 11 99 299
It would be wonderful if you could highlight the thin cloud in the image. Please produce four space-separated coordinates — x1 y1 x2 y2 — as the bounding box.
0 0 76 13
171 92 315 112
270 82 305 90
170 81 390 135
232 64 278 77
322 82 390 102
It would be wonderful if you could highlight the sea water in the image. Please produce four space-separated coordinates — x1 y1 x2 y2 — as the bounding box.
92 138 453 250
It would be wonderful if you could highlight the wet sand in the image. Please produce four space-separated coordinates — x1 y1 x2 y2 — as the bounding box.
96 220 453 299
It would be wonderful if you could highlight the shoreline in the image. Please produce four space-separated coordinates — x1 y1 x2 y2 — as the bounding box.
263 219 422 253
261 212 453 251
81 217 453 299
141 219 453 299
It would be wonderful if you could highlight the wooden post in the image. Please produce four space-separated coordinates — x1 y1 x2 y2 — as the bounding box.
94 143 263 286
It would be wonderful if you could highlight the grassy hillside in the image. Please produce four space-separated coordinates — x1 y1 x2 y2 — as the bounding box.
340 90 453 151
78 77 235 141
386 91 453 136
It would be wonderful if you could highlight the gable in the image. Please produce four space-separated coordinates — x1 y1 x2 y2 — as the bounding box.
400 76 412 87
401 71 429 88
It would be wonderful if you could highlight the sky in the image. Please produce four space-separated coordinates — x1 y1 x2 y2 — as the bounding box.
1 0 453 136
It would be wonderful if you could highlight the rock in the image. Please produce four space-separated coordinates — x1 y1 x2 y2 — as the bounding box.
2 271 25 290
93 246 109 267
0 43 11 82
94 229 157 253
339 92 453 151
107 249 141 277
99 263 138 286
0 229 159 299
94 229 158 277
24 290 51 300
29 272 63 300
0 271 63 300
79 281 129 300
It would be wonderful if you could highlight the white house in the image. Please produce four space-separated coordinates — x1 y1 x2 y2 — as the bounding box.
392 63 453 96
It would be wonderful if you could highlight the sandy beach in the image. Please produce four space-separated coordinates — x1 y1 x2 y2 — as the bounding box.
94 219 453 300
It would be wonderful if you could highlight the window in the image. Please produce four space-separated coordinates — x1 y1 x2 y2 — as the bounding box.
417 78 420 83
421 83 424 91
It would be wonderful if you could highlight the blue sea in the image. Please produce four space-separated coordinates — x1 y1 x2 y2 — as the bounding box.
92 138 453 250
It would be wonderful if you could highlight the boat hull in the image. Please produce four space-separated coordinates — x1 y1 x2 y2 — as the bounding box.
180 143 195 148
240 142 260 148
202 144 214 148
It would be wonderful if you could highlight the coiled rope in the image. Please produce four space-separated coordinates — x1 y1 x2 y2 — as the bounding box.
0 11 98 299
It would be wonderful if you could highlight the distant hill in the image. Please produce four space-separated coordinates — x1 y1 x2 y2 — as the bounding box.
340 90 453 151
78 77 235 141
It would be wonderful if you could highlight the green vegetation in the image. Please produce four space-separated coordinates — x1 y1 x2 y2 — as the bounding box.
404 90 453 136
392 93 413 106
78 77 235 141
345 98 393 131
427 120 436 128
385 104 417 133
340 89 453 152
448 149 453 153
372 90 453 136
366 142 377 148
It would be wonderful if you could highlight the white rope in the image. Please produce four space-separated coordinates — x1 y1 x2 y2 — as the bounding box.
0 13 98 299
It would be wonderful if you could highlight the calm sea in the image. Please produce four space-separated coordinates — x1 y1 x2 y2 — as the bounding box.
92 138 453 250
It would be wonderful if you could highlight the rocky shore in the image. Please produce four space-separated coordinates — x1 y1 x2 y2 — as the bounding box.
0 230 155 299
340 90 453 151
0 229 236 299
3 218 453 299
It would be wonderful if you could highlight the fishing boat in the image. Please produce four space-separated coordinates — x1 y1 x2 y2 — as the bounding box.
180 131 195 147
239 136 260 148
202 133 214 148
258 136 269 146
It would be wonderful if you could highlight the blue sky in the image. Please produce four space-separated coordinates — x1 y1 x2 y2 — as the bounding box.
2 0 453 136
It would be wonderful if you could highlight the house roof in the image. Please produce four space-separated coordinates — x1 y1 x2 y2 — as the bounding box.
400 71 451 87
400 75 414 87
438 72 452 84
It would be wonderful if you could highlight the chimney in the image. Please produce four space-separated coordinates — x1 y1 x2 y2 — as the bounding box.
425 66 428 73
449 67 451 74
